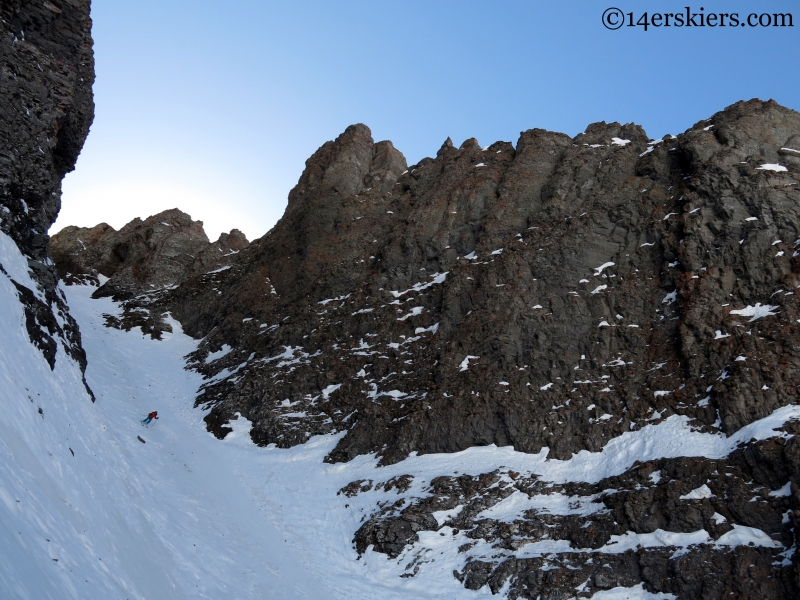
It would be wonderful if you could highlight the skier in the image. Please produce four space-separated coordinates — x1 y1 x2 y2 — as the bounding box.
141 411 159 426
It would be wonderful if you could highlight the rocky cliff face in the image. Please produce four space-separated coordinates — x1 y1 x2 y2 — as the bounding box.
175 101 800 464
49 208 249 337
56 99 800 598
50 208 248 292
0 0 94 383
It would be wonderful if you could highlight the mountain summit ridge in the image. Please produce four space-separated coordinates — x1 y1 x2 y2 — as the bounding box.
51 99 800 597
51 208 249 294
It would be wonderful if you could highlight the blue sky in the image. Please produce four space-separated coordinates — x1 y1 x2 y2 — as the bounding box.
54 0 799 241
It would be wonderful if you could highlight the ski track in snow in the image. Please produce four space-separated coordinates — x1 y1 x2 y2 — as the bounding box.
1 231 795 599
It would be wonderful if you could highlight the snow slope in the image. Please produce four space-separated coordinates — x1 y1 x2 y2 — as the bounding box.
0 231 504 599
1 235 331 598
1 232 795 599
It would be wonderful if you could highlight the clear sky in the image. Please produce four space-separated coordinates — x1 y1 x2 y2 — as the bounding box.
53 0 799 242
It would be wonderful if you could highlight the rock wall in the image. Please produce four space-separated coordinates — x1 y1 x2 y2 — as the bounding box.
50 208 248 293
0 0 94 383
50 208 248 337
1 0 94 272
170 101 800 466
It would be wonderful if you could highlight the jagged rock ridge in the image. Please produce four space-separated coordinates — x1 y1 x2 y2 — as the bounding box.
56 99 800 598
51 208 249 291
50 208 248 337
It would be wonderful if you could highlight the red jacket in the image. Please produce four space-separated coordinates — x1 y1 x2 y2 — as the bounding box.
148 412 158 420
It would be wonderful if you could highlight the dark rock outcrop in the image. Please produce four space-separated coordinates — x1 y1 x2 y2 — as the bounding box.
353 427 800 598
50 208 249 294
50 208 248 338
1 0 95 263
0 0 94 388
